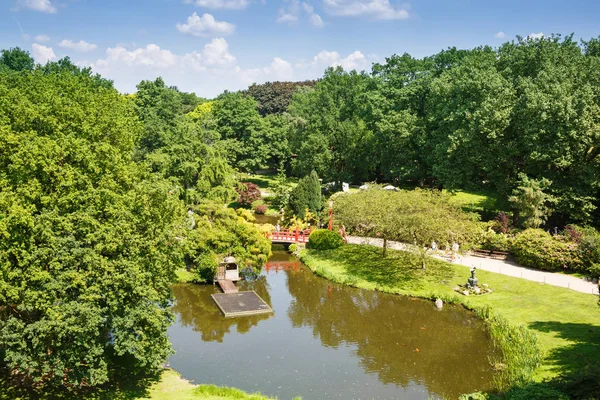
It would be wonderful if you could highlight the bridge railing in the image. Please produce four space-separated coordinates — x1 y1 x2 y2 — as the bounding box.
266 228 311 243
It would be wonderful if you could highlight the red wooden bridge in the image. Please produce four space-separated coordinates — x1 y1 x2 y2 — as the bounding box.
266 228 311 244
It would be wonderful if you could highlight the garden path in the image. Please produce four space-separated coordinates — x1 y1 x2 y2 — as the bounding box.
346 236 600 295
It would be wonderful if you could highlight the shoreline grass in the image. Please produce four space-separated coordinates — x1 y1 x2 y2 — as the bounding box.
298 244 600 391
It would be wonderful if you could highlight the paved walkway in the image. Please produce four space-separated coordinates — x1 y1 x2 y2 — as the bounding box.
347 236 600 295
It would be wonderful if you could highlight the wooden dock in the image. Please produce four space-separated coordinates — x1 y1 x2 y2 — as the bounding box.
211 291 273 317
217 279 238 293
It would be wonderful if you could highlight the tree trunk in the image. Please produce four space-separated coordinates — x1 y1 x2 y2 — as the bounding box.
382 238 387 257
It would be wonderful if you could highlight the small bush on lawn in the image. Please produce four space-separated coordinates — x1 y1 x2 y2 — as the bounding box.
511 229 583 272
254 204 268 214
236 182 262 207
308 229 344 250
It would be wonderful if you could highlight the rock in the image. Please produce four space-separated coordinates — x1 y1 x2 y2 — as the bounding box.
435 298 443 310
453 286 460 292
462 290 469 296
482 283 489 288
474 287 481 294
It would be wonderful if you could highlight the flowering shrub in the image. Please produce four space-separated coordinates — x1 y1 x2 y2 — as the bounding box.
511 229 584 272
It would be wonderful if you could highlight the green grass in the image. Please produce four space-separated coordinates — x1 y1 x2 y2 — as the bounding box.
299 245 600 386
447 189 503 213
0 370 276 400
144 370 274 400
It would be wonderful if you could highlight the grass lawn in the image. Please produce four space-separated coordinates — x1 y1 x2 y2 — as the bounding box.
299 245 600 382
143 370 274 400
447 189 504 214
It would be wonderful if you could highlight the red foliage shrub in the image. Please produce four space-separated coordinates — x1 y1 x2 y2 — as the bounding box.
236 182 262 207
254 204 268 214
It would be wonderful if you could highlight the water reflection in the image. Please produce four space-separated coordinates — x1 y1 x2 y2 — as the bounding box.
168 251 497 399
286 267 495 396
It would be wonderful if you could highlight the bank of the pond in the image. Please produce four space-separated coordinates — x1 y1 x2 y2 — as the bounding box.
298 245 600 391
143 370 275 400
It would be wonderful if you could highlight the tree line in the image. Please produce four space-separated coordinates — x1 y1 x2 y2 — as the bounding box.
241 35 600 229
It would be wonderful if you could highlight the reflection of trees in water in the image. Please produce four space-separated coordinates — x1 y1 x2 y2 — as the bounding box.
171 276 272 342
285 269 497 397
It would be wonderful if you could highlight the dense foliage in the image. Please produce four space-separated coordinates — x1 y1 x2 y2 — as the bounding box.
288 171 322 219
284 35 600 228
182 203 271 282
511 229 584 272
243 80 316 116
308 229 344 250
0 49 273 393
334 188 479 264
0 67 184 388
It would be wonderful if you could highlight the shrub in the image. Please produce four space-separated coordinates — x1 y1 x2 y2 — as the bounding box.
194 252 218 283
511 229 583 272
236 182 262 207
478 229 513 252
254 204 268 214
308 229 344 250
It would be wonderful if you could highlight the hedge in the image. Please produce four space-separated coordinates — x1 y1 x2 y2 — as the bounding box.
308 229 344 250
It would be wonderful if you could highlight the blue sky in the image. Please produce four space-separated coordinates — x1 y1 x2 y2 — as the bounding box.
2 0 600 97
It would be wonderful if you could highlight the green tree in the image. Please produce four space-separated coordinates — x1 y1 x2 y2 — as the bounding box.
289 171 322 219
334 188 478 267
211 92 271 172
243 80 316 116
509 174 555 228
288 67 376 184
0 69 183 388
0 47 34 71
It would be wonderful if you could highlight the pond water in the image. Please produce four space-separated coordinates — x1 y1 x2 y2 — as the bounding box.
168 250 497 399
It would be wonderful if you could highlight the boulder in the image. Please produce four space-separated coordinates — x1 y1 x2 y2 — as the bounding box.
435 298 443 310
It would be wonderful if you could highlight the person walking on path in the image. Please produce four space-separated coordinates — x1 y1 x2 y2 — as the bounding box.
451 242 459 262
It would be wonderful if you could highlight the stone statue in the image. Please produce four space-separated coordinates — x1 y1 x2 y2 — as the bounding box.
467 267 479 288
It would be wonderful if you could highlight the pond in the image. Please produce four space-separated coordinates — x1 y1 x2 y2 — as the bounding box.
168 250 498 399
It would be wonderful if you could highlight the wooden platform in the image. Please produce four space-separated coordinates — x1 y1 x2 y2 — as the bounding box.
211 291 273 318
217 279 238 293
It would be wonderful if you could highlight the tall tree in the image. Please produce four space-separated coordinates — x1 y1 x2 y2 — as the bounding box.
0 47 34 72
0 69 183 388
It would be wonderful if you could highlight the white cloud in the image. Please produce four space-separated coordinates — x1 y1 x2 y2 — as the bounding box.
34 34 50 43
176 12 236 37
322 0 409 20
310 13 324 27
528 32 544 40
302 2 314 13
278 0 324 27
83 40 374 98
495 31 506 39
31 43 56 63
58 39 98 52
15 0 56 13
312 49 370 70
181 37 236 70
97 44 178 69
277 11 299 24
184 0 250 10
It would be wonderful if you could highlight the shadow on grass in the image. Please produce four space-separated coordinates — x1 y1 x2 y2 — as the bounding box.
312 245 456 290
528 321 600 399
0 366 160 400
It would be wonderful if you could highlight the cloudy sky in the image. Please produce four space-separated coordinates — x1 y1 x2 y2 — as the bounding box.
2 0 600 98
